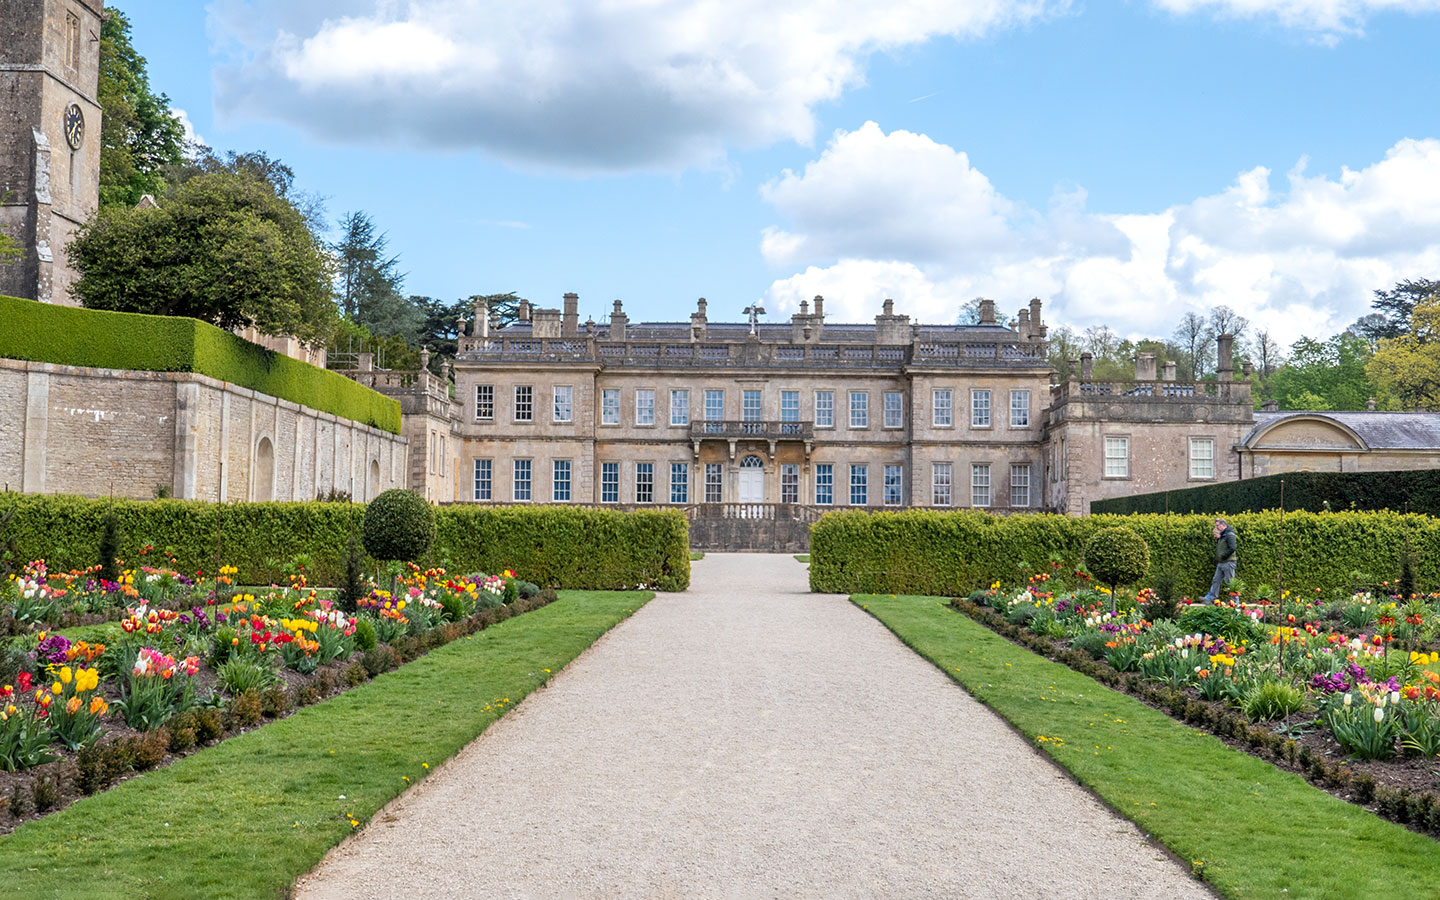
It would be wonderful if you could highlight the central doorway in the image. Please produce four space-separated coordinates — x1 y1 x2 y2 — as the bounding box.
738 454 764 514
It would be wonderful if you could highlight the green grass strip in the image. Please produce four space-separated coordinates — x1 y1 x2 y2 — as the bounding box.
0 590 650 900
854 594 1440 900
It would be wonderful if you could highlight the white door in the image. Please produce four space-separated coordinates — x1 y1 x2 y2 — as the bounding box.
738 456 765 517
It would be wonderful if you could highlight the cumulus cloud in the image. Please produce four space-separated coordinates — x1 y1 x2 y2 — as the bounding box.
760 124 1440 343
206 0 1059 171
1150 0 1440 41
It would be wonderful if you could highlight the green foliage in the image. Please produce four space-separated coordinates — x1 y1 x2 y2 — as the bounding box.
0 493 690 590
336 530 370 612
69 170 336 345
1178 604 1262 644
97 9 186 209
96 508 122 583
362 490 436 563
1083 527 1150 591
216 658 279 697
1091 468 1440 516
808 507 1440 600
1239 681 1308 722
1368 298 1440 410
353 617 377 652
0 295 401 433
1266 332 1376 411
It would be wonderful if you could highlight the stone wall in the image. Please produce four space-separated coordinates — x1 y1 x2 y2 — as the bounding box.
0 357 407 501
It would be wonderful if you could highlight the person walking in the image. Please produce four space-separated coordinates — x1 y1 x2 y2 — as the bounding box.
1201 518 1237 604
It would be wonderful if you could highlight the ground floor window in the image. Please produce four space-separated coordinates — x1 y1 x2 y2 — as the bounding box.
932 463 951 506
513 459 532 502
705 463 722 502
850 464 868 506
636 462 654 503
473 459 492 501
971 463 990 508
815 464 833 505
1010 463 1030 508
601 462 619 503
781 464 799 504
883 464 903 506
671 462 689 504
553 459 571 502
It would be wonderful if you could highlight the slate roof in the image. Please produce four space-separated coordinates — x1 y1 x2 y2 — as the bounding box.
1246 411 1440 449
500 320 1023 342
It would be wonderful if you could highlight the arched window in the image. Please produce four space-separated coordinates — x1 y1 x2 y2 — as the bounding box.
740 454 764 469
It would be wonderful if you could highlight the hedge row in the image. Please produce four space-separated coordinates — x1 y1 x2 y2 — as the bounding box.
0 295 400 434
0 493 690 591
808 508 1440 598
1091 469 1440 517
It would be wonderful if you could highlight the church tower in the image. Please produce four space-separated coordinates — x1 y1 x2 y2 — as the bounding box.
0 0 104 305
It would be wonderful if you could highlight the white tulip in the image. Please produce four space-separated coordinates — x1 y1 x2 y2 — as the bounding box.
1391 691 1401 706
1373 707 1385 723
1344 693 1353 707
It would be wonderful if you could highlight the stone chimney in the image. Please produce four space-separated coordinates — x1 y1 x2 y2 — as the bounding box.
1162 360 1177 382
1216 333 1234 382
691 297 708 341
978 299 997 325
813 295 824 320
1080 352 1094 380
609 299 628 341
562 292 579 337
1134 353 1158 381
532 307 561 338
1018 308 1031 338
473 298 490 338
357 352 374 371
517 298 531 322
875 298 910 344
1029 297 1045 339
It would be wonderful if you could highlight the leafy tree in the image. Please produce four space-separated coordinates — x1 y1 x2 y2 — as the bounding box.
68 171 337 343
1367 278 1440 341
1083 324 1119 360
1348 313 1389 347
1368 299 1440 409
1267 333 1375 411
1251 329 1284 379
333 211 423 342
97 9 186 209
1172 311 1212 381
415 296 471 362
957 297 984 325
471 292 525 330
1046 324 1081 380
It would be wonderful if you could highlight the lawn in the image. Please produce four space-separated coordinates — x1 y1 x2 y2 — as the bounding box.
0 589 650 900
793 554 809 563
854 593 1440 900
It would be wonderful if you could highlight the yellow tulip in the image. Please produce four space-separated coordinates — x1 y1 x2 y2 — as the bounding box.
59 666 72 685
51 682 63 695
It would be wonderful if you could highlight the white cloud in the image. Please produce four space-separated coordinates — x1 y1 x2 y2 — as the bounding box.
171 107 206 149
1150 0 1440 41
207 0 1060 171
760 124 1440 344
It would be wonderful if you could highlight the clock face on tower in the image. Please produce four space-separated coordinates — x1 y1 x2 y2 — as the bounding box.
63 103 84 150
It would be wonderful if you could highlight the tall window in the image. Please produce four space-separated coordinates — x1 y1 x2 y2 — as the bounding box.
553 386 573 423
553 460 571 502
704 463 723 503
1104 436 1130 478
884 392 904 429
932 463 952 506
635 462 654 503
971 390 991 428
670 462 689 504
705 389 724 423
514 386 534 422
65 13 80 69
636 389 655 425
601 389 620 425
933 389 952 427
815 464 834 505
1190 438 1215 479
743 389 762 422
850 465 868 505
670 390 690 426
780 390 800 422
781 464 799 503
849 392 868 429
884 464 903 505
1010 463 1031 508
600 461 619 503
513 459 532 501
475 384 494 421
971 463 991 508
1010 390 1030 427
473 459 492 501
815 391 834 427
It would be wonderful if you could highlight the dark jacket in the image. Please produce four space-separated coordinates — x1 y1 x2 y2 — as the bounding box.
1215 525 1237 563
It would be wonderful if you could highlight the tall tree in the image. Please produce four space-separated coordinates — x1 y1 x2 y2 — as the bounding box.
97 9 186 209
1368 278 1440 341
1267 333 1376 411
957 297 985 325
470 292 525 330
68 170 336 343
1368 299 1440 409
1172 312 1211 381
1046 324 1081 381
333 211 420 341
1252 329 1284 379
1083 324 1118 360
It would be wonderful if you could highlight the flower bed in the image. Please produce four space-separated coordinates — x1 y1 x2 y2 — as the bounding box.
952 566 1440 837
0 560 553 834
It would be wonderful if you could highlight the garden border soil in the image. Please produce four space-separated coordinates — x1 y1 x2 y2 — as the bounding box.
948 597 1440 839
0 591 558 835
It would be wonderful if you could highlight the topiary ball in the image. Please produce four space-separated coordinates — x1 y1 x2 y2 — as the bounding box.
1084 526 1151 590
362 489 436 562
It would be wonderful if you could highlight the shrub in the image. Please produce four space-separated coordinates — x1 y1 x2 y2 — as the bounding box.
1091 468 1440 517
361 646 394 678
336 531 369 613
1239 681 1308 722
192 709 224 744
227 690 264 728
362 490 435 563
97 508 122 583
1178 604 1262 645
353 617 377 652
32 772 61 812
216 657 278 696
1084 527 1150 602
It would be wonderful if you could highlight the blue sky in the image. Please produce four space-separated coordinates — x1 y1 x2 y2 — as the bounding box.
118 0 1440 342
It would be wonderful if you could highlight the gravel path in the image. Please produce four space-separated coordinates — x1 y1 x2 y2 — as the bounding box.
294 553 1214 900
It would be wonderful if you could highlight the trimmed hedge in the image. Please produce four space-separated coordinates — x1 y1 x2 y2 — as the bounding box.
0 493 690 591
808 508 1440 598
1092 469 1440 517
0 295 400 434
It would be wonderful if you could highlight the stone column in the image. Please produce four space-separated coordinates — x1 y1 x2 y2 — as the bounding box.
21 369 49 493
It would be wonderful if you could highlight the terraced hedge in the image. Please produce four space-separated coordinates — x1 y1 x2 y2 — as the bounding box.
0 295 400 434
808 508 1440 598
0 493 690 591
1091 469 1440 517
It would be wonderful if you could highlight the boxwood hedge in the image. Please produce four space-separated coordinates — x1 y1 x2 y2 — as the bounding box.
808 508 1440 599
0 295 400 434
1091 469 1440 517
0 493 690 591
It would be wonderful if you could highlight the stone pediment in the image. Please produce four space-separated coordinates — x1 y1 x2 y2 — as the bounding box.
1245 415 1367 451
